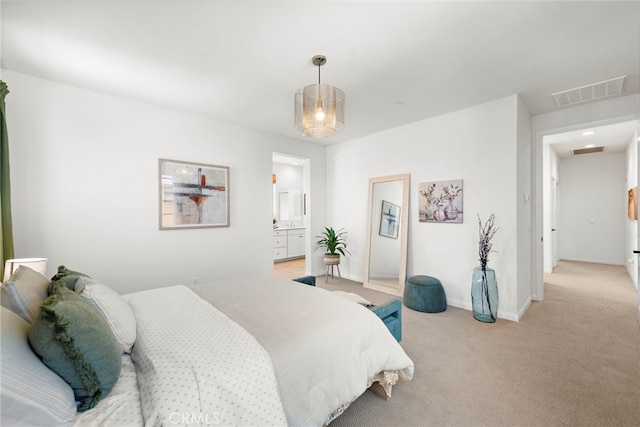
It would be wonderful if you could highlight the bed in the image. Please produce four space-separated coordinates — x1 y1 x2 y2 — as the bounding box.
1 265 414 426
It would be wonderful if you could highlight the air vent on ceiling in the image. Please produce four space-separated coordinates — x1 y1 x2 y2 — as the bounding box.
572 146 607 156
552 76 627 108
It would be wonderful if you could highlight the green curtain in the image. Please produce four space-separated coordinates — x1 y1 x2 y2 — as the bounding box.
0 80 15 280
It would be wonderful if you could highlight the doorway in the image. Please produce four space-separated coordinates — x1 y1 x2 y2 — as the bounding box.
538 119 639 300
272 153 310 279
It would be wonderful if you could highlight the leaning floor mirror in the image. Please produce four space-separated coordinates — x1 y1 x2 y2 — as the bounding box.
364 173 410 296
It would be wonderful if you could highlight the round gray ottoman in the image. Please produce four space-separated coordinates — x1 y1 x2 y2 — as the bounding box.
403 275 447 313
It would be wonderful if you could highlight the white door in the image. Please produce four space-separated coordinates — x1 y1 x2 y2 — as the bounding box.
551 176 559 269
636 127 640 322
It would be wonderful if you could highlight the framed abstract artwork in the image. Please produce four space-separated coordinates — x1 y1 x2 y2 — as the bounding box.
379 200 401 238
159 159 230 229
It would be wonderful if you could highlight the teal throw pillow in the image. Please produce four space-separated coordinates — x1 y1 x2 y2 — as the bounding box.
49 265 89 293
28 281 121 411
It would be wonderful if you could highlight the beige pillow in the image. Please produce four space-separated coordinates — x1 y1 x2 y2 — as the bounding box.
0 266 50 323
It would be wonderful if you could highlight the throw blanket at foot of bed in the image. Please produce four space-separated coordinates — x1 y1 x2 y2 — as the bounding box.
124 286 287 427
193 276 415 426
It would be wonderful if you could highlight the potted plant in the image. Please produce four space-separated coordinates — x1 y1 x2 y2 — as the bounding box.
315 226 351 269
471 213 499 322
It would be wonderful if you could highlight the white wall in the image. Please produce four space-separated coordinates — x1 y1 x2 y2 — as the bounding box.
557 152 625 265
516 96 532 315
327 95 529 321
4 71 327 293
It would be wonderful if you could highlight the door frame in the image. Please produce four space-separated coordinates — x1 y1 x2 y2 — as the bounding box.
533 113 639 302
272 152 312 275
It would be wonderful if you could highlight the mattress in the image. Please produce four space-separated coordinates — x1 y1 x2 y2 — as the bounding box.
71 275 414 426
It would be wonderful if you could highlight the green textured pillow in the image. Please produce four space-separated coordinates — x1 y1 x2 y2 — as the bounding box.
28 282 121 411
49 265 89 293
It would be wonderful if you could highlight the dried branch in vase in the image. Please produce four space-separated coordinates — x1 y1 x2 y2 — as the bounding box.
477 213 498 270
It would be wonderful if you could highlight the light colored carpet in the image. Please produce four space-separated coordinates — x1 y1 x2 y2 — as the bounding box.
318 260 640 427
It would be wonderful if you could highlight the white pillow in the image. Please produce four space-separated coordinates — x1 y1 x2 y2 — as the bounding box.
0 266 50 323
76 276 137 353
1 306 77 426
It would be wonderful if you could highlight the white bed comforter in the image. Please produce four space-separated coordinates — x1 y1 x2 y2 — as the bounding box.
193 275 415 426
125 285 287 427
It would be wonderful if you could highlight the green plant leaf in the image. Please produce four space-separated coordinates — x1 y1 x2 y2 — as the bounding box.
314 226 351 256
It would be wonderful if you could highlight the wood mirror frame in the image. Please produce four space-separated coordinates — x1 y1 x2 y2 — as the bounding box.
363 173 410 296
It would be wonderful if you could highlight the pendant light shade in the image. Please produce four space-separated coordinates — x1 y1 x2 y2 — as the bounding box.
295 55 345 137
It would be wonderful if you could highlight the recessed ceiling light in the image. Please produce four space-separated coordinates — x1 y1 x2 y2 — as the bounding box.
584 144 596 148
582 130 595 136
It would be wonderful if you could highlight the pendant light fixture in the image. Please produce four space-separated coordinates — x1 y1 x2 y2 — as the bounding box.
295 55 345 137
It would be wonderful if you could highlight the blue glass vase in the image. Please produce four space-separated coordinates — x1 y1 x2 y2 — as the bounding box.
471 267 498 322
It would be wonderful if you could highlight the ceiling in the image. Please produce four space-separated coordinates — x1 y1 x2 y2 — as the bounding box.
545 120 639 158
1 1 639 147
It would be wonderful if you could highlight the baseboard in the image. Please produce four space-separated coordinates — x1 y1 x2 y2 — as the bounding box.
446 297 519 322
517 297 532 320
446 297 472 312
314 275 526 321
560 257 625 267
348 274 364 283
311 270 364 284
